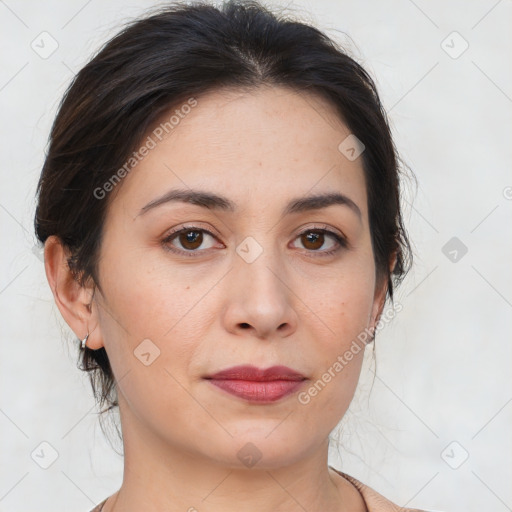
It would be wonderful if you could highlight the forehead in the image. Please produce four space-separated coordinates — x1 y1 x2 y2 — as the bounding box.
109 85 368 219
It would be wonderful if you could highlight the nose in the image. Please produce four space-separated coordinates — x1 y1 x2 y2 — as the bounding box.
221 247 298 340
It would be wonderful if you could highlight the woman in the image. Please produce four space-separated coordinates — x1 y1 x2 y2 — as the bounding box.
34 1 429 510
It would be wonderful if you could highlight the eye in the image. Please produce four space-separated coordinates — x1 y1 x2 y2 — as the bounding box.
162 226 220 256
291 228 347 256
162 225 347 258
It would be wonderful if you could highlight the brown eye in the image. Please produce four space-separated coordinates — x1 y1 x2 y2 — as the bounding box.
301 230 325 250
178 230 203 250
291 228 346 255
163 227 218 255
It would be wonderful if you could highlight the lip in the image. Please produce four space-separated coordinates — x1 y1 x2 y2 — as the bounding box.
204 365 307 403
207 365 306 381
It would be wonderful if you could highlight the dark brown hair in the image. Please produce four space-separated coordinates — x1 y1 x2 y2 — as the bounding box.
34 0 413 427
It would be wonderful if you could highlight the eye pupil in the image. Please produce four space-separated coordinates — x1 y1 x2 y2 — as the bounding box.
180 230 203 249
302 230 324 250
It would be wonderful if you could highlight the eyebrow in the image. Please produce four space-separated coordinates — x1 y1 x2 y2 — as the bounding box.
137 188 362 221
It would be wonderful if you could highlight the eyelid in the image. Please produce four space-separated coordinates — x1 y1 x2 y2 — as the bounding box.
162 222 222 241
161 224 224 257
293 222 345 240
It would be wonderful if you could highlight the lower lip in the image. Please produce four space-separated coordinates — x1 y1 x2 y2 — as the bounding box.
207 379 305 403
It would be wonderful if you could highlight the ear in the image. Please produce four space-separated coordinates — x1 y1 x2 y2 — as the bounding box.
369 250 398 333
44 235 104 350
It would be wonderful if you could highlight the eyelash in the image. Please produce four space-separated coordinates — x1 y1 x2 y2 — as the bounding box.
161 224 347 258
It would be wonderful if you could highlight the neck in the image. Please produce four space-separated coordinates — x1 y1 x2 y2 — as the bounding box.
103 400 365 512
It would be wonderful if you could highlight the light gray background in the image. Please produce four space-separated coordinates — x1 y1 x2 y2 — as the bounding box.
1 1 511 511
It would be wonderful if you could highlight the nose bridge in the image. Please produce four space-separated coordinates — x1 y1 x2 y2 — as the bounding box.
234 233 285 297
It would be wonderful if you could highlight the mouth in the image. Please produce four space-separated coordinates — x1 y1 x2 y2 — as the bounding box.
204 365 307 403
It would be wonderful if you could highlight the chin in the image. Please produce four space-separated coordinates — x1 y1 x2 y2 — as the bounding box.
202 430 312 470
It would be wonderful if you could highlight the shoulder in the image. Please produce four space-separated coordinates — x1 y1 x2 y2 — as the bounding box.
329 466 432 512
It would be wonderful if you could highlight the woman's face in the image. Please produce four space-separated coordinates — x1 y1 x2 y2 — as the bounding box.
89 85 387 468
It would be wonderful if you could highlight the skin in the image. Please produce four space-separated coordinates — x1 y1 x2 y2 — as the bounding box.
45 85 392 512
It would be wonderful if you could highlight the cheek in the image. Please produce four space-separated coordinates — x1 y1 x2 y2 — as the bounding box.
97 262 204 433
303 257 376 345
96 246 220 394
291 259 375 417
99 246 203 338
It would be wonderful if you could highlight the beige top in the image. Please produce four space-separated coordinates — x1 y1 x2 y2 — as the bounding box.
89 466 430 512
331 467 429 511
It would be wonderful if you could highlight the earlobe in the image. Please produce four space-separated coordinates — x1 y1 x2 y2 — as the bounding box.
44 235 103 350
369 274 389 338
369 252 397 336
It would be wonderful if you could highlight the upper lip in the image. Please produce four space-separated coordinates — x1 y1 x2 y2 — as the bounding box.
206 365 306 381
